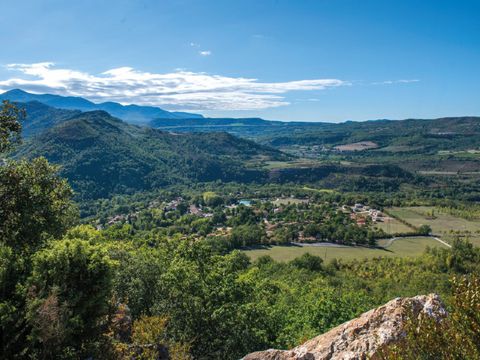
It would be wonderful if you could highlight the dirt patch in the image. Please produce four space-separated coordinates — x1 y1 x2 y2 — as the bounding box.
334 141 378 151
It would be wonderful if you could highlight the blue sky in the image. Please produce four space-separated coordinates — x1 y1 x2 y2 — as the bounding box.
0 0 479 122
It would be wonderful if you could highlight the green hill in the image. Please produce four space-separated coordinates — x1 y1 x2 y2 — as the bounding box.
150 115 480 155
247 117 480 152
17 101 81 137
14 110 286 199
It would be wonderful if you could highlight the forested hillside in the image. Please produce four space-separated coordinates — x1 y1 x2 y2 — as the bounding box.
150 115 480 154
16 101 81 137
13 110 285 199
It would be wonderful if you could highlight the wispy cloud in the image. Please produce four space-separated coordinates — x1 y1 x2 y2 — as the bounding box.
372 79 420 85
0 62 347 111
191 42 212 56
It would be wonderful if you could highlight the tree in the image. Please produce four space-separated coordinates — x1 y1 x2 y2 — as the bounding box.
0 158 77 254
231 224 266 247
0 100 24 153
290 253 324 272
149 242 270 359
0 101 77 358
202 191 223 207
26 238 114 357
418 224 432 235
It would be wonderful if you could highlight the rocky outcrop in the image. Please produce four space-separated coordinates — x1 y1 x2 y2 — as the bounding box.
243 294 446 360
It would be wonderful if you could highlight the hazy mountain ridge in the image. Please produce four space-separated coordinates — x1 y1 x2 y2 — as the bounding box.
0 89 203 124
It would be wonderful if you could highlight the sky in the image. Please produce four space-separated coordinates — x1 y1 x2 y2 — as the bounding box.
0 0 479 122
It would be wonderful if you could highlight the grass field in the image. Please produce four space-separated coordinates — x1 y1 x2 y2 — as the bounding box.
243 236 448 262
302 186 336 193
261 159 319 170
387 206 480 246
374 217 413 234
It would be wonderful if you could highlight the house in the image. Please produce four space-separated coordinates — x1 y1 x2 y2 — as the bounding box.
356 218 366 226
341 205 351 213
107 214 126 226
164 197 184 211
353 203 364 212
189 204 202 216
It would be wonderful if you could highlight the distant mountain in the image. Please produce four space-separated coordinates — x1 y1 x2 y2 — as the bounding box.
150 117 283 127
151 113 480 152
260 116 480 151
149 116 326 139
16 101 81 137
0 89 203 124
14 110 285 199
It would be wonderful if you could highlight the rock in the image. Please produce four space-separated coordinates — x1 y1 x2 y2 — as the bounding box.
243 294 446 360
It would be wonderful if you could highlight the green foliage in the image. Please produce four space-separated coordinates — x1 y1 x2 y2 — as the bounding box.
0 100 23 152
202 191 223 207
290 253 323 272
418 224 432 235
114 241 272 359
427 238 480 274
0 157 77 254
380 276 480 360
26 238 114 357
231 224 267 247
0 101 83 358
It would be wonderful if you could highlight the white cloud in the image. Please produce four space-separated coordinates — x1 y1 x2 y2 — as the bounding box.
373 79 420 85
0 62 347 111
199 50 211 56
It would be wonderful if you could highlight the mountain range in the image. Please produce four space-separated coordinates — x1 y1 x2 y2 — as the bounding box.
4 89 480 201
0 89 203 124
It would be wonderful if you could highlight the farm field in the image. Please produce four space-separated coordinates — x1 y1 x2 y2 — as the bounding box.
387 206 480 246
261 159 319 170
333 141 378 151
243 236 448 262
374 217 413 234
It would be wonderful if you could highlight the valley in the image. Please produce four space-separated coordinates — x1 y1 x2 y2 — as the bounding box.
2 2 479 358
1 92 480 359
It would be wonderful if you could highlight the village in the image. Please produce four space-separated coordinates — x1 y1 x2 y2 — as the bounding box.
100 194 389 247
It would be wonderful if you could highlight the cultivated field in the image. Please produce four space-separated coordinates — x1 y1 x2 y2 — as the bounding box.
243 236 448 262
374 217 413 234
334 141 378 151
387 206 480 246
